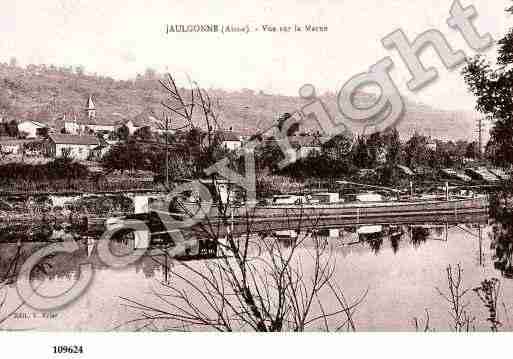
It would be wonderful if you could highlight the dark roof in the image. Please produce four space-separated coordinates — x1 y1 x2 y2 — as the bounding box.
48 134 100 145
79 117 119 126
19 120 47 127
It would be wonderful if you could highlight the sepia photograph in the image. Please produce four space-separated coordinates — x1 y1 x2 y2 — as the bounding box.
0 0 512 356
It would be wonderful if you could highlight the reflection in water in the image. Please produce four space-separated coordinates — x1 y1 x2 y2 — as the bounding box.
389 226 403 254
0 219 490 285
365 234 384 255
357 225 384 255
273 230 298 248
410 227 430 249
2 210 511 331
433 226 444 238
280 223 451 255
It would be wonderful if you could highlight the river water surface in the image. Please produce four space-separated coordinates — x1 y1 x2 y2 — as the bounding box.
0 219 512 331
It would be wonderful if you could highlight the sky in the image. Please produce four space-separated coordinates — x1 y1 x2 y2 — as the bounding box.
0 0 510 111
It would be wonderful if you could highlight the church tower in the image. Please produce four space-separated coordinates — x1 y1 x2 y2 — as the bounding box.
85 95 96 120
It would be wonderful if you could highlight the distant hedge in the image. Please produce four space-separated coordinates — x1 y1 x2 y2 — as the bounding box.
0 158 89 182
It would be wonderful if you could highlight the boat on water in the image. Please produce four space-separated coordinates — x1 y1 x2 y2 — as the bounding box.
97 178 489 239
147 187 489 234
237 194 488 219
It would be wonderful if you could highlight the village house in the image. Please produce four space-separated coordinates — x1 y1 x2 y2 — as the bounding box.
218 129 244 151
253 135 325 162
153 125 176 135
58 95 119 135
290 135 325 159
122 109 179 136
83 118 119 133
46 134 100 160
120 119 145 135
54 112 81 135
17 120 48 138
64 119 81 135
122 108 161 135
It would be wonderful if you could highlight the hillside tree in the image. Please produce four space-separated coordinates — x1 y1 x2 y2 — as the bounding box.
5 120 18 138
463 3 513 166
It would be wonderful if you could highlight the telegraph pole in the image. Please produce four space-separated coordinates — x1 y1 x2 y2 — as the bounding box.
155 112 171 190
164 113 169 190
475 117 485 160
478 118 483 159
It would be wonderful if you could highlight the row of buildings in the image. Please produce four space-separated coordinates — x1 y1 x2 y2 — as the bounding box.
0 95 253 161
0 96 161 160
1 95 329 161
0 134 107 161
15 96 149 139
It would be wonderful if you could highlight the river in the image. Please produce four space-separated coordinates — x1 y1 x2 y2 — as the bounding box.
0 217 512 331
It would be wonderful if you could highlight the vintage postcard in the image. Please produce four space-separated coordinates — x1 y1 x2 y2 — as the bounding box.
0 0 512 356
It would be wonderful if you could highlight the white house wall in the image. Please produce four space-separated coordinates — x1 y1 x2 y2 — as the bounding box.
223 141 242 151
18 122 41 138
64 122 80 135
86 124 117 133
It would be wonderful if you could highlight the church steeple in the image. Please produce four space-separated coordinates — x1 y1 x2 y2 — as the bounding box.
86 95 96 120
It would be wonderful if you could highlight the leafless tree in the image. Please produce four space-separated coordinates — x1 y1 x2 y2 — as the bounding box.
157 74 222 144
118 74 366 332
436 264 475 332
120 211 366 331
150 74 227 188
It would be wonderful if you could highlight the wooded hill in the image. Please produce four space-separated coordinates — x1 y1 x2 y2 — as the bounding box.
0 62 479 140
